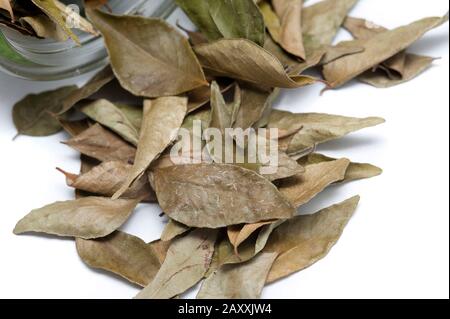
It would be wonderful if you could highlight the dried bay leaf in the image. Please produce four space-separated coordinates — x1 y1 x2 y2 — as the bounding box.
153 164 295 228
197 252 278 299
13 86 77 137
278 158 350 207
323 14 449 88
80 99 140 146
343 17 439 88
113 97 187 199
272 111 385 155
135 228 218 299
298 153 382 182
87 9 207 98
76 231 170 287
194 39 317 88
63 123 136 163
264 196 360 283
13 197 139 239
302 0 358 52
58 161 155 202
161 219 190 242
272 0 305 59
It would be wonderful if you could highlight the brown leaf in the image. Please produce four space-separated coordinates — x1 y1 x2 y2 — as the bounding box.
279 158 350 207
13 197 139 239
63 123 136 163
343 17 439 88
273 111 385 155
323 14 448 88
194 39 317 88
135 228 218 299
265 196 360 283
271 0 305 59
58 161 155 202
86 9 208 97
154 164 295 228
79 99 140 146
112 97 187 199
197 252 278 299
298 153 382 182
76 231 170 287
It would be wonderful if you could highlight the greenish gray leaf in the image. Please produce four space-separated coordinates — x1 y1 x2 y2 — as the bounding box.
13 197 139 239
13 86 77 137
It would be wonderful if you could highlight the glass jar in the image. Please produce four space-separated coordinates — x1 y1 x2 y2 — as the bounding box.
0 0 176 80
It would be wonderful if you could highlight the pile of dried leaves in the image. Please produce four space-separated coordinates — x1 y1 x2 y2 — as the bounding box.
10 0 448 299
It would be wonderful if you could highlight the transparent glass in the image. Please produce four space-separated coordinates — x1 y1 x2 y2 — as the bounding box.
0 0 176 80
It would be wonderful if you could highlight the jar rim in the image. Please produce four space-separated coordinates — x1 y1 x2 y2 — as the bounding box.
0 0 176 81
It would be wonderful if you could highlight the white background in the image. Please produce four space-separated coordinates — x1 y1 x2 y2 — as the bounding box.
0 0 448 299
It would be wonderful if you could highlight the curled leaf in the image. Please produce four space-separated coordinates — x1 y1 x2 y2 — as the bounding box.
323 14 449 88
194 39 317 88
